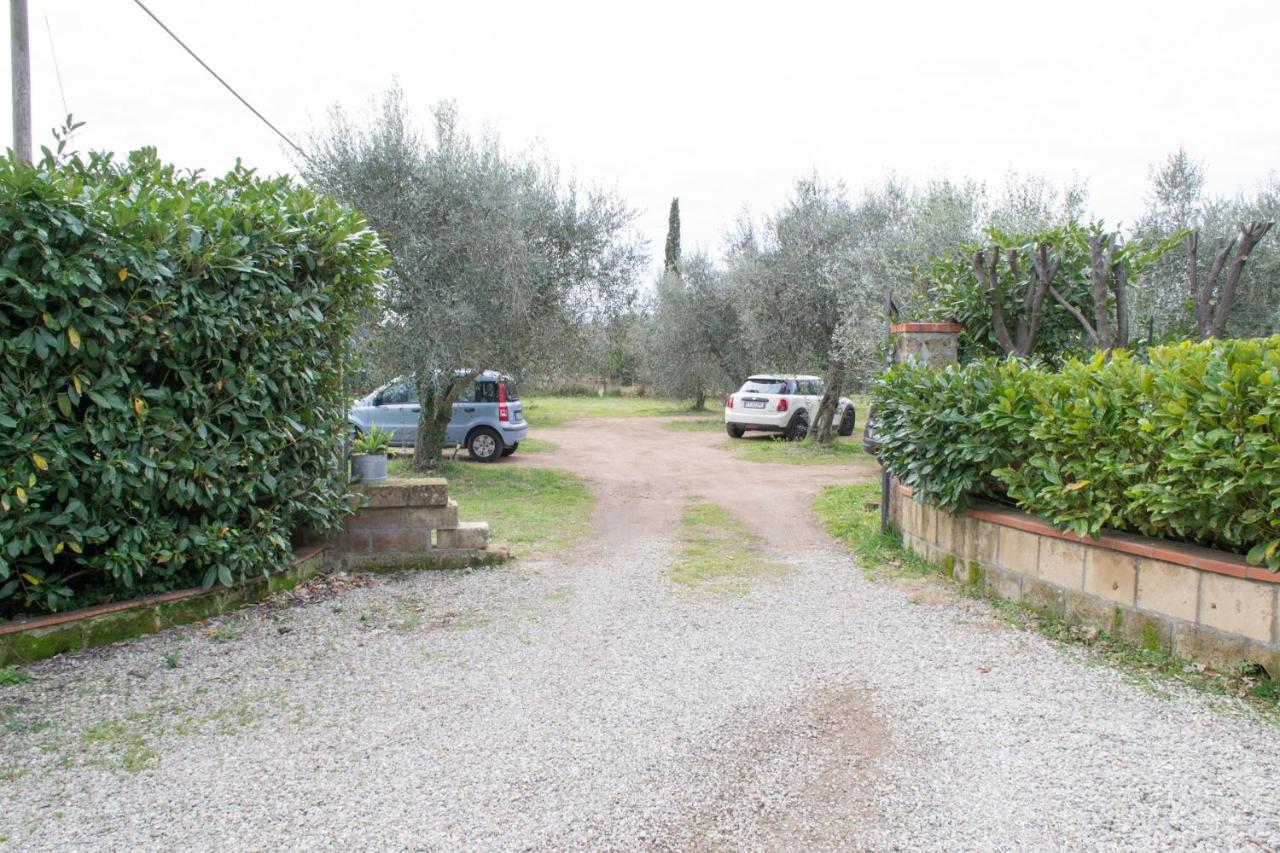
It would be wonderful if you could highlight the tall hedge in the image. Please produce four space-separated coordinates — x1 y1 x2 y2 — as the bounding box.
0 149 387 616
873 338 1280 570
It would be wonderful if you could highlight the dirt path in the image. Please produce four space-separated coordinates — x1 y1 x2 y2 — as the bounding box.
509 417 879 556
2 416 1278 850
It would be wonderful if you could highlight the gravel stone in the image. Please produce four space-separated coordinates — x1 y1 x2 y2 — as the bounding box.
1 538 1277 850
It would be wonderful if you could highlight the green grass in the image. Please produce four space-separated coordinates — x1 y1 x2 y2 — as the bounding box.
814 482 935 579
515 436 557 453
726 434 873 466
522 395 711 428
661 417 724 432
388 458 593 555
814 481 1280 723
0 666 32 687
668 502 789 594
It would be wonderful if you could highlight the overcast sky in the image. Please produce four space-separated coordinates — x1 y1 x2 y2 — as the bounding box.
5 1 1278 265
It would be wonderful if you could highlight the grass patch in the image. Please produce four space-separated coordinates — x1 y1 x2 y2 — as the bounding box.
727 435 873 466
388 458 593 555
814 482 935 579
814 482 1280 723
668 502 789 594
662 417 724 432
515 436 557 453
522 395 710 428
0 666 31 686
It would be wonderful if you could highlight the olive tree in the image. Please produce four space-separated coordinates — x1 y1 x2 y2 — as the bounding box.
301 86 645 469
1135 149 1278 340
650 252 745 407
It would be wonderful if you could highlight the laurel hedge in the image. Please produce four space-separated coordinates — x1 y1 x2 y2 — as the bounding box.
873 338 1280 570
0 149 386 616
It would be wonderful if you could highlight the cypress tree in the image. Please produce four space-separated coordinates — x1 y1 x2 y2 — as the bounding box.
664 197 681 275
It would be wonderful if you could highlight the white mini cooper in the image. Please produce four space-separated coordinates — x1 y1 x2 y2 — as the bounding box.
724 374 856 441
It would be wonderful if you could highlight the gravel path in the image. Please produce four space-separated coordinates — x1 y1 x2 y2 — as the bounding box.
2 421 1278 850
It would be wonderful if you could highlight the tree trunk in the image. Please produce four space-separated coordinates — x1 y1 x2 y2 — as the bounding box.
411 402 450 472
813 358 846 446
693 389 706 410
410 369 482 472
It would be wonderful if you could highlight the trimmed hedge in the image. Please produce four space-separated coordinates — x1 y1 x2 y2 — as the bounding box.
0 149 386 616
873 338 1280 570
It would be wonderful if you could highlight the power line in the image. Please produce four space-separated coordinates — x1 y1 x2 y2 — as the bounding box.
128 0 309 163
43 9 69 119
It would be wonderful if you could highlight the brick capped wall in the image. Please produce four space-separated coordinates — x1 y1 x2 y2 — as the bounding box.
893 483 1280 676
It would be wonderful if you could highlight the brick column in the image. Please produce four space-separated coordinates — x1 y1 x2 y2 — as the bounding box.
884 321 962 534
890 321 961 369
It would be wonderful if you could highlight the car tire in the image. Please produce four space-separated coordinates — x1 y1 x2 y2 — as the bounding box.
500 442 518 457
726 424 745 439
467 428 503 463
837 407 856 437
785 412 809 442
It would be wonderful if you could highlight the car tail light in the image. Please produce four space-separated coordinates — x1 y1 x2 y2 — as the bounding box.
498 404 509 422
498 383 508 403
498 382 510 422
777 398 788 413
726 395 734 409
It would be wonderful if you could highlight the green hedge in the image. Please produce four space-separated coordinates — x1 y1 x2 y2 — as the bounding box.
873 338 1280 569
0 149 386 616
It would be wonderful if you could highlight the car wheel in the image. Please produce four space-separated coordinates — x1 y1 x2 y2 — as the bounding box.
500 442 518 457
837 407 856 437
726 424 745 439
467 428 502 463
785 412 809 442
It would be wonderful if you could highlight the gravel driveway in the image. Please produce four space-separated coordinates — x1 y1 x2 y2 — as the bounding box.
2 418 1277 850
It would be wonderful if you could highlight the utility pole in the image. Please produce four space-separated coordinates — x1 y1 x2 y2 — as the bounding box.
10 0 31 163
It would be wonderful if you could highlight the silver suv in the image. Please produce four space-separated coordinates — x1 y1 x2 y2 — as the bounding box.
348 371 528 462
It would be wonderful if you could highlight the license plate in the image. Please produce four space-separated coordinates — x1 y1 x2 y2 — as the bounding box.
744 400 765 409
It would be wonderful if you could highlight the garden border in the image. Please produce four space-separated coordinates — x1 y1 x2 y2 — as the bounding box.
891 483 1280 675
0 545 328 666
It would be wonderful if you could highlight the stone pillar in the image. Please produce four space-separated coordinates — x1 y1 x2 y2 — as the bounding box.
883 321 961 534
890 321 961 368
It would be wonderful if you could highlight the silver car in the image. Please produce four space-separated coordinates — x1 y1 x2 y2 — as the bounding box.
348 371 528 462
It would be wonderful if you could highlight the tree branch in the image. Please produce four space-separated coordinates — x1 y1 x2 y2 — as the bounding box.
1050 285 1098 346
1209 221 1274 339
1197 236 1236 337
972 248 1015 355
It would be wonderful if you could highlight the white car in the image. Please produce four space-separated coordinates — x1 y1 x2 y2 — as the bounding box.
724 374 856 440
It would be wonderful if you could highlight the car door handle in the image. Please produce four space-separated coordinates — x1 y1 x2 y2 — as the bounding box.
410 407 420 413
463 407 476 413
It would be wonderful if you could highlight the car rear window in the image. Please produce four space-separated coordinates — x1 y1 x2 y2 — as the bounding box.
740 378 787 395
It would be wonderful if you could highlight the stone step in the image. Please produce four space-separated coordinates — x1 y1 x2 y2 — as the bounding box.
437 521 489 550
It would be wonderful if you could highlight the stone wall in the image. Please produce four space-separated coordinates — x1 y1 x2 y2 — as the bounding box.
892 483 1280 676
335 477 507 572
890 322 961 368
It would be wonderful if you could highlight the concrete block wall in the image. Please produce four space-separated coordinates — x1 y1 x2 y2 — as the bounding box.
335 478 506 572
893 484 1280 676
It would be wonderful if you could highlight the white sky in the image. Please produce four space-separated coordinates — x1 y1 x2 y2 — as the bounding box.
5 1 1278 265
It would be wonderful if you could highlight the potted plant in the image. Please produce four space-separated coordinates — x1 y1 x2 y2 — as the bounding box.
350 425 393 483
